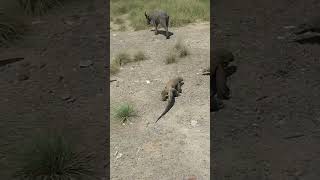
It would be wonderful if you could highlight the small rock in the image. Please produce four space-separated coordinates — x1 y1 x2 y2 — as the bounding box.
61 94 76 103
79 60 93 68
183 175 197 180
275 120 286 127
146 80 150 84
116 153 123 159
20 62 30 67
31 20 45 25
67 98 76 103
58 76 64 82
252 123 259 127
61 94 71 101
48 90 55 94
96 93 103 97
283 25 296 29
17 74 29 81
191 120 198 127
39 63 46 69
64 20 75 26
113 34 117 36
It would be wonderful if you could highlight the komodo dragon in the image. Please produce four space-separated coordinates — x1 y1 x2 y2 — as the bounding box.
211 48 236 112
156 77 184 122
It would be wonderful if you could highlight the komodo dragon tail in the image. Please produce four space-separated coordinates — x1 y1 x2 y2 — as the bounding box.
155 88 176 123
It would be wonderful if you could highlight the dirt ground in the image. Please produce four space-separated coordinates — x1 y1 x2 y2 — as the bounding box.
110 23 210 179
212 0 320 179
0 0 107 179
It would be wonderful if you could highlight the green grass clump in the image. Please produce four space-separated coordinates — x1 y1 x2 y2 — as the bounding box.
0 12 24 47
110 0 209 30
13 134 94 180
17 0 63 15
133 50 147 62
113 103 137 123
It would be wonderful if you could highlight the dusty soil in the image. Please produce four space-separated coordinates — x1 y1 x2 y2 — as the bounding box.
212 0 320 179
110 23 210 179
0 0 107 179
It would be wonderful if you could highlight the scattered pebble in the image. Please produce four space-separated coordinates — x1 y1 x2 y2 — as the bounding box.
275 120 286 127
183 175 198 180
61 94 72 101
17 73 29 81
61 94 76 103
113 34 117 36
20 62 30 67
146 80 150 84
67 98 76 103
252 123 259 127
79 60 93 68
64 20 75 26
116 153 123 159
31 20 45 25
191 120 198 127
283 25 296 29
56 75 63 82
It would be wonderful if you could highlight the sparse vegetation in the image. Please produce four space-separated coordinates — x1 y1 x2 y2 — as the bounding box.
174 38 190 58
174 38 183 50
119 24 127 31
113 51 131 66
133 50 147 62
110 0 210 30
110 60 120 75
165 50 177 64
110 50 147 75
114 17 125 25
165 38 189 64
13 133 95 180
113 103 137 123
0 12 24 47
178 44 189 57
17 0 63 15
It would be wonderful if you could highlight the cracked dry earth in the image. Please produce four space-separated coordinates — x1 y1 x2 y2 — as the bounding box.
110 22 210 180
